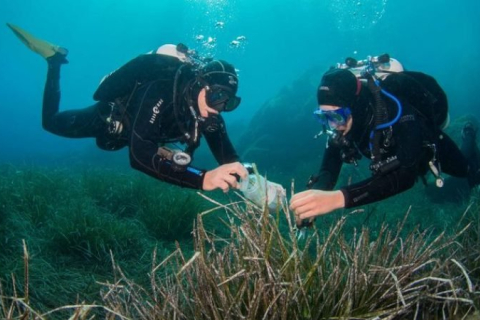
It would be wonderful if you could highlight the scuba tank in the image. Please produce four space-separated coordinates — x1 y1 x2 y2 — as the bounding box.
336 54 404 80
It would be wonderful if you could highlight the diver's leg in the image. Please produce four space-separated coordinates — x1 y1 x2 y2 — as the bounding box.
42 53 66 133
7 24 108 139
460 123 480 187
436 132 469 177
42 53 107 138
438 128 480 187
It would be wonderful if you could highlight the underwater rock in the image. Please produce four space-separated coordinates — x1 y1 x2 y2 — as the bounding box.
237 66 327 176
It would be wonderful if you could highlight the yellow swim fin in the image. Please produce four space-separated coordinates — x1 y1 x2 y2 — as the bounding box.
6 23 68 59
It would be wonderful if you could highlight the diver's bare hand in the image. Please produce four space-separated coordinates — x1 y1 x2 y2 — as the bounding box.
203 162 248 192
290 190 345 220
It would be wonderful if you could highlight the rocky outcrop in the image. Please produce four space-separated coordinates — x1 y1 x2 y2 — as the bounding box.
237 66 326 176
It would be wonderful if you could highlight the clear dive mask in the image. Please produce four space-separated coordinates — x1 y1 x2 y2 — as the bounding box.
314 107 352 130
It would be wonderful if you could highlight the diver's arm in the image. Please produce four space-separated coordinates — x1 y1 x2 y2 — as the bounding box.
313 142 343 190
291 143 418 219
128 99 206 189
128 104 247 190
129 138 207 189
129 139 207 189
290 141 346 222
340 167 417 207
203 115 241 164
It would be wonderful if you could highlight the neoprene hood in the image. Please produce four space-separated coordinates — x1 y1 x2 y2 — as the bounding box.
317 68 358 107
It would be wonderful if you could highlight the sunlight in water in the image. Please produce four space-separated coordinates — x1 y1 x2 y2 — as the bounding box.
330 0 388 31
186 0 244 57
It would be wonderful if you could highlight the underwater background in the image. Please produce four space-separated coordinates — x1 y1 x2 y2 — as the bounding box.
1 0 480 316
1 0 480 167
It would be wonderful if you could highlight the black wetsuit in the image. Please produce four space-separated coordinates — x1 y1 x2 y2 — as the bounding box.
313 72 477 208
43 53 239 189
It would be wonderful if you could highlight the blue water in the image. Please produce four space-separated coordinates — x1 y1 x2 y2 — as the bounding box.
1 0 479 165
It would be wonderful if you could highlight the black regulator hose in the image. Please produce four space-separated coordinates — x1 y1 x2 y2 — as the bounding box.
367 75 389 162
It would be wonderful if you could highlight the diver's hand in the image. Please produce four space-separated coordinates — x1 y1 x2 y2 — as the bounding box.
203 162 248 192
290 190 345 220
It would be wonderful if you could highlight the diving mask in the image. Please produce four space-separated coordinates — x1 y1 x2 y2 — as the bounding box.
314 107 351 129
206 84 241 112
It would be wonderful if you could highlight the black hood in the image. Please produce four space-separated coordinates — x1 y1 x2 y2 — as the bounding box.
317 68 359 107
200 60 239 94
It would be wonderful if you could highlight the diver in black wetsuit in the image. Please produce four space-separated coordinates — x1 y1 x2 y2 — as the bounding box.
290 66 480 222
35 39 248 191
